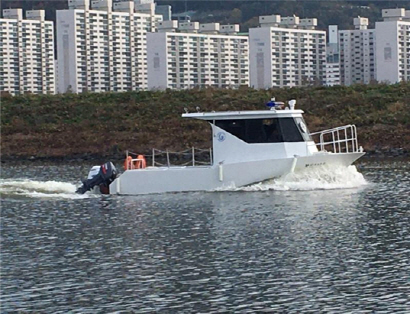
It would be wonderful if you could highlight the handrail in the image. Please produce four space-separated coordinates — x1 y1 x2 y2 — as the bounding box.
310 125 363 154
126 147 213 168
309 124 354 136
128 158 145 170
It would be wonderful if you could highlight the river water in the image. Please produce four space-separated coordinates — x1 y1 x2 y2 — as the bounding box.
1 160 409 313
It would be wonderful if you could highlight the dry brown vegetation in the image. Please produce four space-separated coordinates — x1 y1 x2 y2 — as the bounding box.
1 82 409 161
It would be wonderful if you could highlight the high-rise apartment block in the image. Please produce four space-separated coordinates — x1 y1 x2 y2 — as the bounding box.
56 0 162 93
339 17 375 86
375 8 410 83
0 9 56 95
147 21 249 90
325 25 340 86
249 15 326 88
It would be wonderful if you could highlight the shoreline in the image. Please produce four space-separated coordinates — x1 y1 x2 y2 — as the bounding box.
1 148 408 164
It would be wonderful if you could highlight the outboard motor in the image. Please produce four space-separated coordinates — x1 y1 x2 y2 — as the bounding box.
76 162 118 194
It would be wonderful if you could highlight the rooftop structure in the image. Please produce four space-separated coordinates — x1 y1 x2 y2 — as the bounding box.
354 16 369 30
259 14 318 30
381 8 410 21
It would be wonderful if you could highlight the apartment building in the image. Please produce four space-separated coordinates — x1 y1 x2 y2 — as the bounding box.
56 0 162 93
375 8 410 84
339 17 375 86
147 21 249 90
249 15 326 89
325 58 341 87
0 9 56 95
325 25 340 86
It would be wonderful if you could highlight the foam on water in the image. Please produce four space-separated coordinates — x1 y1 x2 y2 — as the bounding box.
0 179 90 199
1 165 367 198
219 165 368 192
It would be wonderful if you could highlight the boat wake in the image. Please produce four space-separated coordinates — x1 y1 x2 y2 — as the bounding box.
220 165 367 192
0 179 89 199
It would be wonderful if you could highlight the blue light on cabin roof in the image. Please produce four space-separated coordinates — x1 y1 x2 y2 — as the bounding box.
266 100 282 108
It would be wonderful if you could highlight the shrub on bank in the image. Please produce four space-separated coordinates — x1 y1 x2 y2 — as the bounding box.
1 82 409 159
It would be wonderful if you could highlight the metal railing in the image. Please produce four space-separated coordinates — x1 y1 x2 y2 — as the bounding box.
310 125 363 154
126 147 213 168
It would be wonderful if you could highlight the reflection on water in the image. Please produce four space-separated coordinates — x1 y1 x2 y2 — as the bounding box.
1 161 409 312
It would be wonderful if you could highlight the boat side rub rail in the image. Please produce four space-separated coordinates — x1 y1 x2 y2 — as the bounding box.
310 125 363 154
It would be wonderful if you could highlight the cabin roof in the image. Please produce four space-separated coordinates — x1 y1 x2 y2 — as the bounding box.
182 109 304 120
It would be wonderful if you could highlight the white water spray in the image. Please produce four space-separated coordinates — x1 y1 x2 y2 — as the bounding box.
0 179 90 199
218 164 367 192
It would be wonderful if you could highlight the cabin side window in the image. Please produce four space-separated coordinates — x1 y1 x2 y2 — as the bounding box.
215 118 307 143
279 118 304 142
215 120 246 140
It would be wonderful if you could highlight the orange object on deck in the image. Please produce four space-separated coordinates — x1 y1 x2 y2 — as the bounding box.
124 156 133 170
134 155 147 169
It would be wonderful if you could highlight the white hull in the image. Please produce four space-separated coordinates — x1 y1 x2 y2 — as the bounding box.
109 152 364 195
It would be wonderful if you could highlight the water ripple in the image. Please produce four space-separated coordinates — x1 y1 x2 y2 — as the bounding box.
1 161 409 312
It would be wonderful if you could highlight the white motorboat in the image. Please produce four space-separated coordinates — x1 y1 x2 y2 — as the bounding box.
76 99 365 195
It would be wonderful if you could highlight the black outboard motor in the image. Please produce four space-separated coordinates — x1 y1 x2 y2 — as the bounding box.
76 162 118 194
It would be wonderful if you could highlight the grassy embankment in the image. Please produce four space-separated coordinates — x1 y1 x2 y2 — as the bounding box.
1 83 410 161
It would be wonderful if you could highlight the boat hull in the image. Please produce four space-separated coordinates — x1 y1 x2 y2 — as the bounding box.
109 152 364 195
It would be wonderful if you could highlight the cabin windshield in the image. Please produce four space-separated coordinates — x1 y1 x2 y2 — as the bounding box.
215 117 312 143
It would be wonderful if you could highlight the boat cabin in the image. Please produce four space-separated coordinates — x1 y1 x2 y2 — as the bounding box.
184 110 312 144
182 106 318 165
